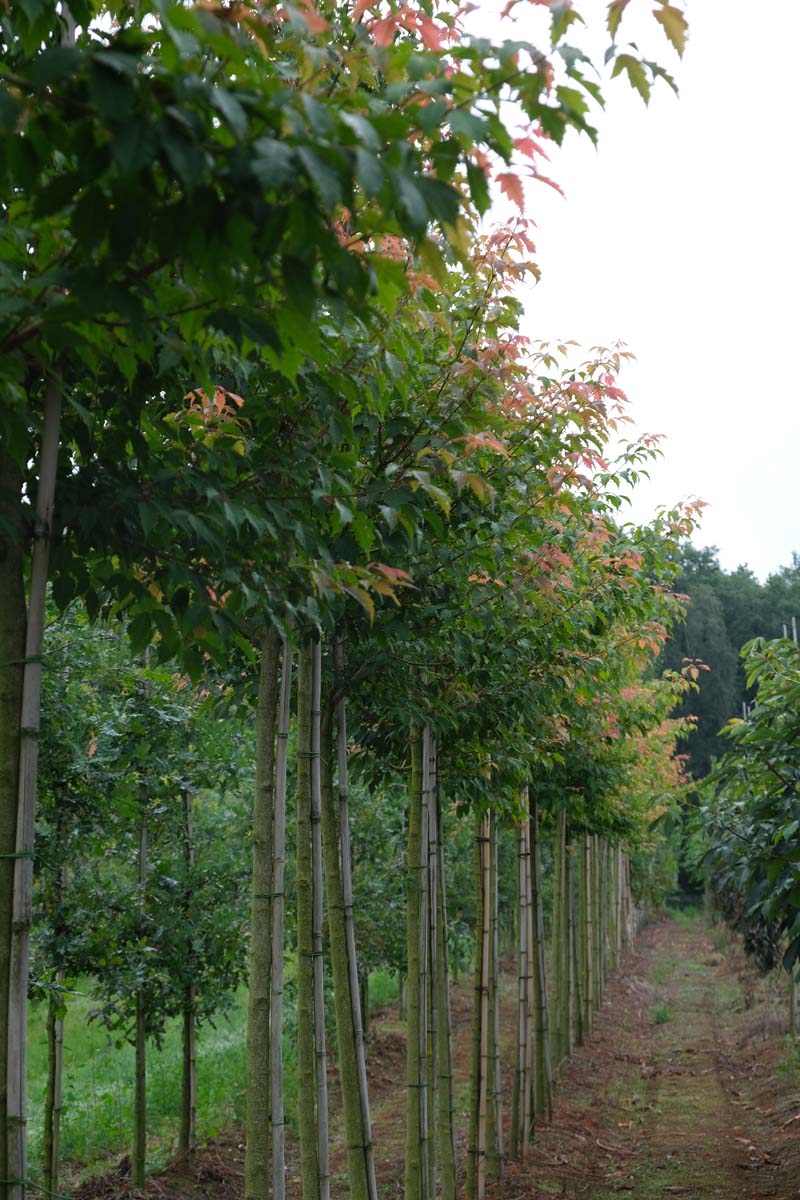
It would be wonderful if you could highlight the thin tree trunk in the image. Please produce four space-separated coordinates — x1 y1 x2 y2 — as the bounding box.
180 789 197 1160
296 639 320 1200
476 814 492 1200
551 810 564 1068
523 817 535 1143
321 639 376 1200
530 797 552 1122
272 640 293 1200
245 629 280 1200
486 812 504 1180
466 812 483 1200
7 380 62 1200
0 446 25 1200
591 836 601 1012
424 729 437 1200
133 799 148 1189
581 834 593 1038
311 642 330 1200
510 816 527 1160
434 772 456 1200
417 730 430 1200
405 725 424 1200
566 833 575 1058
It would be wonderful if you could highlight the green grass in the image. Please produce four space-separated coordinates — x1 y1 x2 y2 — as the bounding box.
29 967 397 1180
28 983 253 1178
367 969 400 1009
652 1002 672 1025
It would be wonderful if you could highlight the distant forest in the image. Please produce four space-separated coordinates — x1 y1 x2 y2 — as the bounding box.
661 546 800 777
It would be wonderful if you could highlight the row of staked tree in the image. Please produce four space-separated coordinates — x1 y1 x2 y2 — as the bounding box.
0 1 694 1198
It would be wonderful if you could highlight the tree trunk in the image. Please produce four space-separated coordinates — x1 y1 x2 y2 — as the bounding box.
476 813 492 1200
510 816 527 1160
320 639 376 1200
296 640 320 1200
530 797 552 1122
311 641 330 1200
423 730 436 1200
180 789 197 1160
245 629 280 1200
523 816 535 1144
405 725 424 1200
566 832 575 1058
581 834 593 1038
0 446 25 1200
133 799 148 1189
272 640 293 1200
486 812 504 1181
7 379 62 1200
434 771 456 1200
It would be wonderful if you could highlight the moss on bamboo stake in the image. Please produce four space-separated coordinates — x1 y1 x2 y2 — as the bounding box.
245 629 280 1200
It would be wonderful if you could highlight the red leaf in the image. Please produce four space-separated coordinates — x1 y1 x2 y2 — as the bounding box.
496 171 525 213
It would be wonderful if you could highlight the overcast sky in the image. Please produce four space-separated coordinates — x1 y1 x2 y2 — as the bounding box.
488 0 799 581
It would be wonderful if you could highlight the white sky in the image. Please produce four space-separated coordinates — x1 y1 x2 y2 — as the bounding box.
480 0 800 581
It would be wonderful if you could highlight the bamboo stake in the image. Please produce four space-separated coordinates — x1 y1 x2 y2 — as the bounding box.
296 641 320 1200
180 788 197 1158
488 813 504 1178
7 379 62 1200
583 834 593 1037
434 764 457 1200
522 814 535 1143
424 730 437 1200
530 797 553 1122
477 814 492 1200
405 726 424 1200
334 640 378 1200
566 834 575 1058
311 641 330 1200
511 809 528 1158
133 796 148 1189
271 641 293 1200
245 629 280 1200
418 728 430 1200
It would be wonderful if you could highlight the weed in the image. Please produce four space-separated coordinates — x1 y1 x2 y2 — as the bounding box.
778 1035 800 1080
368 969 399 1009
652 1002 672 1025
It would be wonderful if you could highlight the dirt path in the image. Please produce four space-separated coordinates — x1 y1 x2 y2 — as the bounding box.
75 914 800 1200
504 915 799 1200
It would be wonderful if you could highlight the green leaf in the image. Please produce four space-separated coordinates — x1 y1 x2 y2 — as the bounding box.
611 54 651 104
296 146 343 209
251 138 296 190
211 87 248 140
0 86 19 133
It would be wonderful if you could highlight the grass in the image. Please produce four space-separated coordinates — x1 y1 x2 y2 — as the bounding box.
29 967 397 1181
651 1001 672 1025
28 982 252 1179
